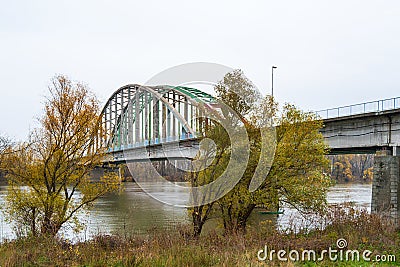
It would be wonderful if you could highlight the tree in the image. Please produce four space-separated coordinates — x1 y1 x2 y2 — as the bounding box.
363 166 374 181
3 76 120 237
0 135 11 161
188 121 231 237
188 70 331 235
187 70 259 237
0 135 12 178
329 155 373 182
0 136 10 150
217 102 331 234
269 104 331 213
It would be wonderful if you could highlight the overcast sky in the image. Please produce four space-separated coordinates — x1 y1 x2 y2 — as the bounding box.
1 0 400 140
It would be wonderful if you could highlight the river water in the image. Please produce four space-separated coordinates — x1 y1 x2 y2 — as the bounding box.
0 182 372 242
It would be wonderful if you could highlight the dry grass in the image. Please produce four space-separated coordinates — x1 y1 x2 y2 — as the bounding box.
0 205 398 266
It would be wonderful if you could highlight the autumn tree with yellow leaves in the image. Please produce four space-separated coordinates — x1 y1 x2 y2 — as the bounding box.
0 135 11 163
329 154 374 182
2 76 120 237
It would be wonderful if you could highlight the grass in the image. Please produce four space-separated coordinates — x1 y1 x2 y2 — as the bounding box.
0 205 399 266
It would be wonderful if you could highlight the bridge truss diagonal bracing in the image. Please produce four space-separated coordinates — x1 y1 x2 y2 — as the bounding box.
100 84 216 153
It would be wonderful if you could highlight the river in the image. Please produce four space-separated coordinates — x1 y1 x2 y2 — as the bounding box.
0 182 372 242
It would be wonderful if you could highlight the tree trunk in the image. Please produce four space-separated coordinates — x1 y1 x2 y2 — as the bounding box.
192 203 214 238
41 215 59 237
31 207 36 237
222 204 256 235
193 218 203 238
192 208 203 238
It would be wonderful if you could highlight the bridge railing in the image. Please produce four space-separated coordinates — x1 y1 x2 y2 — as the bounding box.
316 96 400 119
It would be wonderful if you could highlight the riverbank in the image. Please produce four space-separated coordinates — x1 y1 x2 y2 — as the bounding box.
0 205 398 266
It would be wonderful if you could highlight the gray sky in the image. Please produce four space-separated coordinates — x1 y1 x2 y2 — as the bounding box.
1 0 400 140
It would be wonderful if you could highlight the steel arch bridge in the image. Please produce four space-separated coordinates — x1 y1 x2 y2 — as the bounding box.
100 84 216 162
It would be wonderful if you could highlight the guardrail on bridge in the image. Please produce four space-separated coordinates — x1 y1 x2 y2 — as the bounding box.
316 96 400 119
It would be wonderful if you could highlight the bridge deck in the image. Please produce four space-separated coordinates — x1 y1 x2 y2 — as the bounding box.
321 108 400 155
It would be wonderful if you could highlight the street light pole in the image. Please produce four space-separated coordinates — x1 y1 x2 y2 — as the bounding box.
271 66 277 97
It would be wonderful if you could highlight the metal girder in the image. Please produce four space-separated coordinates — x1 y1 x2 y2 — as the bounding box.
101 84 215 152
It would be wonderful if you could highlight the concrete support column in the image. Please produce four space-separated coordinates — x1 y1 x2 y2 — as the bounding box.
371 150 400 224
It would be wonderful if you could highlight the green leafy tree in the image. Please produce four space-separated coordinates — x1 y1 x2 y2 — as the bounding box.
2 76 120 237
188 121 231 237
188 70 258 237
218 103 331 234
188 70 331 235
270 104 331 214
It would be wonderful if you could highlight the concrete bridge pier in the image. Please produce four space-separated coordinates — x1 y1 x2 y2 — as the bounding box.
371 149 400 224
